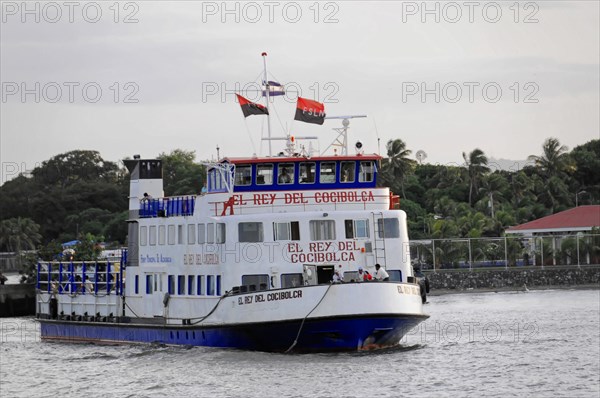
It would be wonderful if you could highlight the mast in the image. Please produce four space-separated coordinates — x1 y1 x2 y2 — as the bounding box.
261 52 273 156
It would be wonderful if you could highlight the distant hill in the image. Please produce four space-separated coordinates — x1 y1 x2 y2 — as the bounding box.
487 157 533 172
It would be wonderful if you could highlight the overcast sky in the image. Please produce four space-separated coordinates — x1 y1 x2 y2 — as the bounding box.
1 1 598 182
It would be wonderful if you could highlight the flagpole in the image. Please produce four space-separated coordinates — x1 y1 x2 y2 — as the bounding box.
262 52 272 156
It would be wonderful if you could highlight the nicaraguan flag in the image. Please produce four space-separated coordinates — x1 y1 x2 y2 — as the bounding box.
294 97 326 125
262 81 285 97
236 94 269 117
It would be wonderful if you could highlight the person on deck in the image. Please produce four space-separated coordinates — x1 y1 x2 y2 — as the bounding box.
332 271 342 284
357 267 365 282
278 169 291 184
374 264 389 281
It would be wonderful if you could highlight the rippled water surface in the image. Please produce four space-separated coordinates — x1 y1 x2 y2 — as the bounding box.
1 289 599 397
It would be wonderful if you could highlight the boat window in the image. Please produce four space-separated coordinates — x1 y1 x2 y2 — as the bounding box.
188 224 196 244
168 225 176 245
343 271 359 282
273 221 300 241
168 275 174 294
242 274 269 291
198 223 205 244
320 162 336 183
215 169 223 191
359 161 374 182
178 225 184 244
256 164 273 185
188 275 195 295
281 273 303 288
209 170 215 191
345 219 370 239
234 164 252 186
299 162 316 184
388 270 402 282
207 275 215 295
140 226 147 246
340 161 356 183
207 223 215 244
277 163 295 185
158 225 166 245
177 275 185 295
146 274 153 294
377 218 400 238
309 220 336 240
216 223 226 244
149 226 157 246
197 275 204 295
216 275 222 295
239 222 264 242
134 275 139 294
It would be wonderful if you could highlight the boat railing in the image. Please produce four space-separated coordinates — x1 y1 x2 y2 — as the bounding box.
139 195 196 218
37 260 124 296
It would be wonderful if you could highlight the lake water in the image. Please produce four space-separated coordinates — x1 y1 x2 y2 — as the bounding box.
1 289 598 397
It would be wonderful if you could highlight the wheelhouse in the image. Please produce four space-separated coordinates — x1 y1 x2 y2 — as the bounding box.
206 155 380 193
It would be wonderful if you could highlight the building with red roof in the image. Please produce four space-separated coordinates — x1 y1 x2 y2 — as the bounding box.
506 205 600 235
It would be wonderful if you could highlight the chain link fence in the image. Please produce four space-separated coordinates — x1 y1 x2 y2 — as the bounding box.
410 234 600 271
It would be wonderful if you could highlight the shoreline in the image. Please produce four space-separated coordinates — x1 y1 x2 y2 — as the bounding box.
429 283 600 296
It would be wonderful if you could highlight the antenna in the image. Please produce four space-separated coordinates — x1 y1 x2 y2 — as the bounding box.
373 118 381 156
261 52 273 156
322 115 367 155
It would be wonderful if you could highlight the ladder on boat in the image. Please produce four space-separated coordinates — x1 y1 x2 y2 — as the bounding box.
371 212 387 268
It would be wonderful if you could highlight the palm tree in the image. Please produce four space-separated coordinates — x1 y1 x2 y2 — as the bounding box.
528 138 572 178
384 139 416 198
0 217 42 266
478 173 509 219
463 149 490 207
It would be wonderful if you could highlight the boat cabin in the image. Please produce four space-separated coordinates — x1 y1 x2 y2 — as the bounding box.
207 155 380 194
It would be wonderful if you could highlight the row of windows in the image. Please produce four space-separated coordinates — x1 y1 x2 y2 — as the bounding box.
241 273 303 290
239 218 398 242
134 274 221 296
140 223 225 246
234 161 375 186
140 218 399 246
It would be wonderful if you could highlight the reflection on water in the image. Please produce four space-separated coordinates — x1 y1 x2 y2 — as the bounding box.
1 289 598 398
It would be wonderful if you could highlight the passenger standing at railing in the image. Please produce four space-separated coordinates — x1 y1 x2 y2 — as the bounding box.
332 270 342 284
84 276 94 294
374 264 389 281
201 182 208 195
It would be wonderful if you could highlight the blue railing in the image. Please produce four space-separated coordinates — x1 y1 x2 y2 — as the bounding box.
37 260 124 296
139 196 196 218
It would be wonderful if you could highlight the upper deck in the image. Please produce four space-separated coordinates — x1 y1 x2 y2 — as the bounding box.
207 154 381 194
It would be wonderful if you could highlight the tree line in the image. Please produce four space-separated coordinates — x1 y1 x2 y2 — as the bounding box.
0 138 598 257
379 138 599 240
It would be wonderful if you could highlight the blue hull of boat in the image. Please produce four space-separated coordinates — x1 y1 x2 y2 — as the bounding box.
40 315 427 352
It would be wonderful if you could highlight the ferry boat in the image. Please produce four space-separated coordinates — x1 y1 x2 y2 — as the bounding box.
35 59 428 352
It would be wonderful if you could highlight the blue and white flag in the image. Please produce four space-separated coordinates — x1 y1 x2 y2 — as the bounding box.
262 81 285 97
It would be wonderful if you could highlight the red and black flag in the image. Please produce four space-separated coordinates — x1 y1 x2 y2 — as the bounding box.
236 94 269 118
294 97 326 125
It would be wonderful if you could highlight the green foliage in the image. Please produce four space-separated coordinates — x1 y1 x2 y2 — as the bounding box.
159 149 206 196
37 240 63 261
73 233 104 261
0 217 41 253
0 138 597 247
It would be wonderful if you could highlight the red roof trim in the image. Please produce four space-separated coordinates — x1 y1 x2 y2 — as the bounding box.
506 205 600 232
